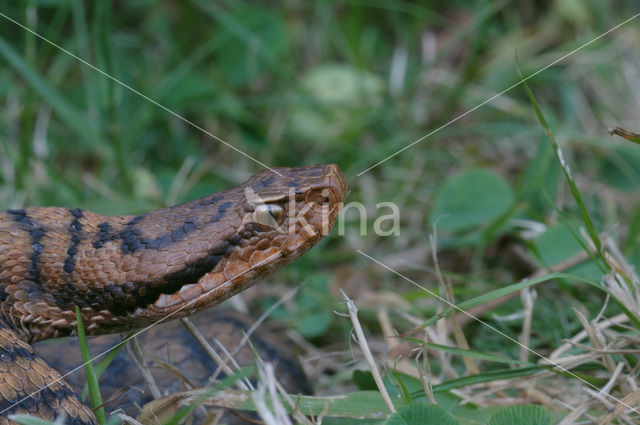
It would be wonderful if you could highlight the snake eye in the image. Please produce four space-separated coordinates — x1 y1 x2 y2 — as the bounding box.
253 204 284 228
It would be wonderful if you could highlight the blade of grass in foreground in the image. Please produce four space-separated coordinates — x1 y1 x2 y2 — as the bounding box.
80 332 132 400
75 306 106 424
517 67 640 329
517 64 604 258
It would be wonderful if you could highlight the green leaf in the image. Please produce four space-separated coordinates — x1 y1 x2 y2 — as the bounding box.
353 369 377 390
533 222 583 266
531 222 602 281
431 168 514 232
488 405 552 425
323 419 385 425
384 403 458 425
296 311 332 337
453 406 503 425
289 63 384 144
625 203 640 250
301 64 384 106
289 274 335 338
599 144 640 191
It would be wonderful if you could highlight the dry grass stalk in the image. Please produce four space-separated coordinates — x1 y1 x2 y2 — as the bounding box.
180 317 252 391
595 386 640 425
340 289 396 413
252 362 293 425
430 232 477 375
252 352 314 425
126 337 162 399
559 236 640 423
550 313 629 359
573 309 617 374
519 288 536 364
556 403 592 425
416 331 436 404
118 413 146 425
377 308 400 351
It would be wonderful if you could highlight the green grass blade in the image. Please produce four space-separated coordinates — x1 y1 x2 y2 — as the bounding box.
421 272 592 327
72 0 100 134
8 415 56 425
80 332 131 400
401 340 534 367
0 36 104 150
535 179 607 274
175 389 396 419
430 366 548 393
422 271 640 329
190 0 284 76
75 305 106 423
517 64 603 257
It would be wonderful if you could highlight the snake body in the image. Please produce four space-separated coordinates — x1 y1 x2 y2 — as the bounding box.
37 309 312 424
0 164 345 424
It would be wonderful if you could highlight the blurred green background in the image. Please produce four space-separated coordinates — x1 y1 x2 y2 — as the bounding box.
2 0 640 422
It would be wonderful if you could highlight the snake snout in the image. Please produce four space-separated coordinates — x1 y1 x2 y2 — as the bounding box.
326 163 347 205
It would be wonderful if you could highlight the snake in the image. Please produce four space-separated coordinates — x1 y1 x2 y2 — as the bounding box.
0 164 346 424
37 308 313 424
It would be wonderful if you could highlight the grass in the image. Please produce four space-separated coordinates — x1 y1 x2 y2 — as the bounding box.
3 0 640 424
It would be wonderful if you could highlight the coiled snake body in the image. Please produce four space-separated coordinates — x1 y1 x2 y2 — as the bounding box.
0 164 346 424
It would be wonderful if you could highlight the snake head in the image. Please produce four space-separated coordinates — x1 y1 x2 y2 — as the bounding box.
144 164 346 320
240 163 346 256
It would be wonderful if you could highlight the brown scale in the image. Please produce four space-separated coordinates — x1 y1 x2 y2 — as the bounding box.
0 164 346 424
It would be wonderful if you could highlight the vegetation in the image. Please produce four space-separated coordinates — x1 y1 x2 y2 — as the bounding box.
2 1 640 424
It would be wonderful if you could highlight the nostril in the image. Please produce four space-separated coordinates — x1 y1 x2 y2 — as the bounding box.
306 191 330 205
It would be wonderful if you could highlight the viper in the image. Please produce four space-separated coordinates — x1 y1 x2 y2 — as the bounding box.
0 164 346 424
